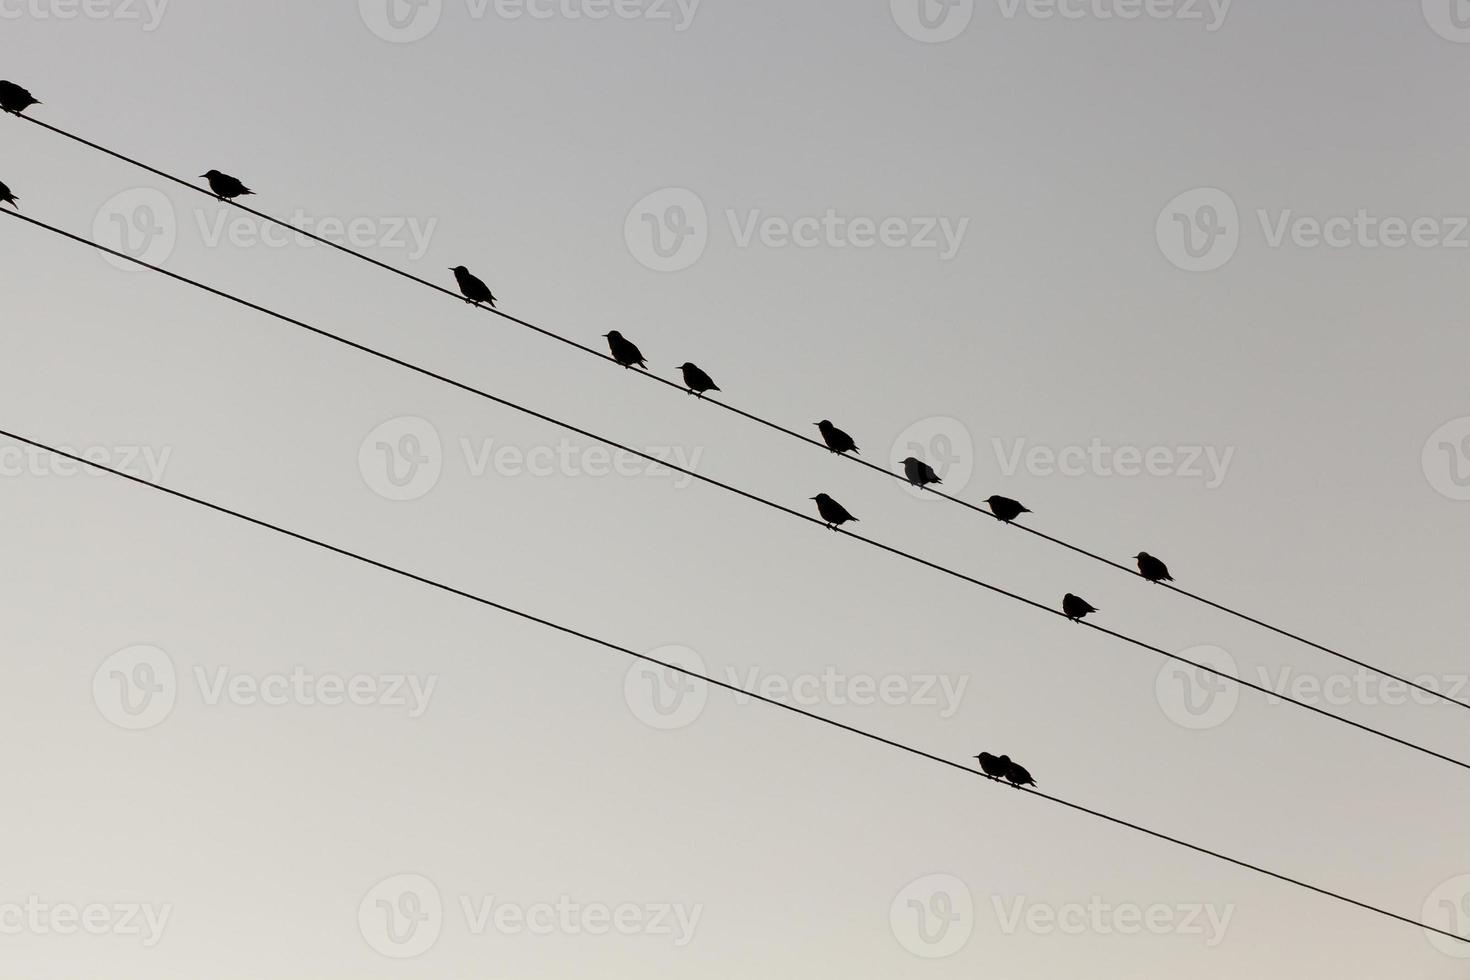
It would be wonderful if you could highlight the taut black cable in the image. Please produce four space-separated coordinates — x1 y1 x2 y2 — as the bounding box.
4 207 1469 777
12 112 1460 713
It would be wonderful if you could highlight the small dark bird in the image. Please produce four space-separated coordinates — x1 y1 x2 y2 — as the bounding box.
974 752 1008 780
984 495 1031 523
604 331 647 369
1062 593 1098 622
449 265 497 308
814 420 859 456
811 493 858 530
0 81 39 115
678 363 719 397
200 170 253 201
900 456 941 488
0 180 17 210
1135 552 1173 583
999 755 1037 788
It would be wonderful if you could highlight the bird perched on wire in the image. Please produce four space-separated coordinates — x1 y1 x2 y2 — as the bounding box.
900 456 941 488
984 495 1031 523
1062 593 1097 622
0 181 17 210
0 81 39 115
449 266 497 308
815 420 859 456
678 363 719 397
811 493 858 530
999 755 1037 788
1135 552 1173 583
200 170 253 202
604 331 647 370
974 752 1009 780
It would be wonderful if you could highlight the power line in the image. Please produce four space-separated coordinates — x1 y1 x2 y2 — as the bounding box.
0 424 1462 948
13 112 1463 715
6 207 1470 778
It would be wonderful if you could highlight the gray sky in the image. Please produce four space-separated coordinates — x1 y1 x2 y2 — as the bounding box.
4 0 1470 976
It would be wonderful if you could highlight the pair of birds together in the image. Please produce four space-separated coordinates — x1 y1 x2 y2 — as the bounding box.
0 80 40 211
975 751 1036 788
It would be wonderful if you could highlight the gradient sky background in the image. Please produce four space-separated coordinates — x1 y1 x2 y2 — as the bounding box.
5 0 1470 976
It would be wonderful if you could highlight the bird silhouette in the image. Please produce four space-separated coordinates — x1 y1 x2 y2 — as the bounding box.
449 266 497 308
814 420 859 455
0 181 17 210
200 170 253 201
974 752 1008 780
984 495 1031 523
0 81 39 115
678 362 719 397
1062 593 1097 622
811 493 858 529
900 456 941 488
604 331 647 370
1135 552 1173 583
999 755 1037 788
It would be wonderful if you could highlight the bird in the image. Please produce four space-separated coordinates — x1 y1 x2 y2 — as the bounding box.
604 331 647 370
678 362 719 397
900 456 941 488
811 493 858 530
974 752 1008 780
0 81 39 115
0 181 17 210
999 755 1037 788
1135 552 1174 583
984 495 1031 523
200 170 253 201
1062 593 1097 622
449 266 497 308
814 420 859 456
